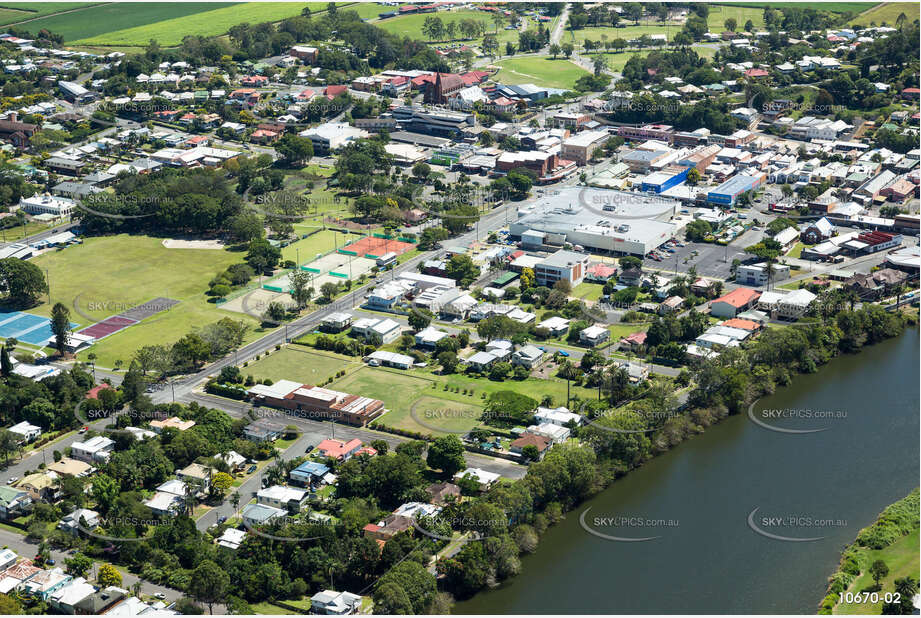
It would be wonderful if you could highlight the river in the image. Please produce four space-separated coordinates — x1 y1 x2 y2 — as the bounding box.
455 331 919 614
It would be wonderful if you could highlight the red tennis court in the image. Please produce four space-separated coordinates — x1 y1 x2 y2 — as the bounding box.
342 236 414 257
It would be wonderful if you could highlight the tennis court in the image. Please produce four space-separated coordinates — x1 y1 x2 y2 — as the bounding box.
78 316 137 340
0 311 78 346
342 236 414 258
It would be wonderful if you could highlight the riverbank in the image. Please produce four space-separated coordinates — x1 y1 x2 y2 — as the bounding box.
819 488 920 615
452 323 919 614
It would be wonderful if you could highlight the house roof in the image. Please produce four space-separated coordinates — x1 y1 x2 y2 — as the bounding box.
712 287 761 308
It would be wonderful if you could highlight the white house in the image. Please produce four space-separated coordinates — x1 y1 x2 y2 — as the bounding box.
7 421 41 444
534 406 582 427
454 467 500 490
257 485 309 512
70 436 114 464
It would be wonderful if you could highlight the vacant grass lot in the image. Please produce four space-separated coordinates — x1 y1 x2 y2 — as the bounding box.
280 229 343 265
705 4 767 30
381 395 486 436
374 9 518 45
29 234 261 367
569 23 683 44
836 528 920 615
244 347 358 385
493 56 590 90
848 2 917 25
70 2 330 45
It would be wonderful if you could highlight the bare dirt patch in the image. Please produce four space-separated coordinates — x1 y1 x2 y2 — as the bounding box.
162 238 226 250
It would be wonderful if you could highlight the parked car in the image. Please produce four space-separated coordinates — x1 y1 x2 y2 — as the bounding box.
6 477 17 485
247 464 257 474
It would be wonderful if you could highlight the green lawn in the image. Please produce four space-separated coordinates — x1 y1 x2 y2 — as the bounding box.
29 234 262 367
835 528 920 615
848 2 918 25
568 23 684 45
68 2 332 45
493 56 590 90
244 347 358 385
381 394 485 436
573 282 604 302
332 365 595 429
250 601 300 615
281 229 346 265
374 9 519 46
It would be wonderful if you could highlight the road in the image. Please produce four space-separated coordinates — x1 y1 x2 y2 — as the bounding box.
549 4 570 46
186 391 528 532
0 527 180 603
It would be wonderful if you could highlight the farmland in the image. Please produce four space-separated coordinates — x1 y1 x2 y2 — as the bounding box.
0 2 99 26
492 56 590 90
848 2 917 25
70 2 331 46
15 2 237 42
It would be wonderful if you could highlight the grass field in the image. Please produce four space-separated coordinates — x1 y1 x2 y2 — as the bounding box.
714 2 872 14
835 528 920 614
493 56 590 90
383 395 486 435
374 8 519 46
568 23 683 45
244 347 358 385
848 2 918 25
706 4 767 30
573 282 605 302
0 2 100 26
28 234 262 367
63 2 331 45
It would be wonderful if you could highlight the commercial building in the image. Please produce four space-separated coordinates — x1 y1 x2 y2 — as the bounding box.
640 166 690 194
247 381 385 426
534 249 589 287
511 188 677 257
392 105 475 137
58 81 94 104
560 130 609 165
298 122 369 153
16 194 76 217
617 124 674 142
707 174 764 206
735 262 791 287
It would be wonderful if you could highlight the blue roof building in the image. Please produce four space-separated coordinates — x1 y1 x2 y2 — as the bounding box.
290 460 331 486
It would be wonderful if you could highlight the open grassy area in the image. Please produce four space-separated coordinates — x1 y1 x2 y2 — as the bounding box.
280 229 347 265
715 2 872 13
374 8 519 46
493 56 590 90
379 394 486 436
568 23 683 45
244 347 358 385
835 528 920 614
705 4 767 30
848 2 918 25
28 234 262 367
250 601 300 615
573 282 605 302
69 2 331 46
332 366 594 428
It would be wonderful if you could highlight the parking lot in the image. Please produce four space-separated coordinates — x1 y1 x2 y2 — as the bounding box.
647 240 752 280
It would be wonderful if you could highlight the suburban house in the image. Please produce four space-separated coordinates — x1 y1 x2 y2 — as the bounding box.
242 503 286 528
425 482 461 506
512 344 544 368
579 325 610 346
7 421 41 444
710 288 762 318
243 418 286 442
454 467 500 490
58 508 100 535
0 486 31 520
316 438 363 461
70 436 114 464
510 433 551 460
309 590 362 615
257 485 309 512
290 461 331 487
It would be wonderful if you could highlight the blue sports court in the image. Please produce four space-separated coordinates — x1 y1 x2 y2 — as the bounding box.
0 310 78 346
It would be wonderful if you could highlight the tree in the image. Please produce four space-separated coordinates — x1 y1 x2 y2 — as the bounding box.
870 559 889 587
426 434 465 477
189 560 229 614
92 474 119 514
121 361 145 402
549 43 561 58
0 593 20 615
0 346 10 378
445 254 480 287
408 309 433 331
97 564 122 587
520 267 535 291
50 302 71 356
437 351 458 374
320 281 339 302
275 133 313 166
289 270 313 309
686 168 701 185
521 444 540 461
245 238 281 273
65 553 93 578
210 472 233 498
724 18 737 32
0 258 48 307
411 162 431 182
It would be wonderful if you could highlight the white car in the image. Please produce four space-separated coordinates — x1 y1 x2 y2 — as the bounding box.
6 477 17 485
